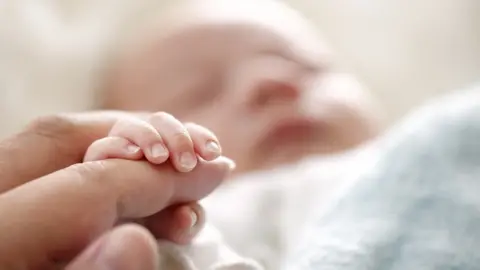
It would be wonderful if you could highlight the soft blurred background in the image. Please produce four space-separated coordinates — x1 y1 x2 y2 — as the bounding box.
290 0 480 121
0 0 479 137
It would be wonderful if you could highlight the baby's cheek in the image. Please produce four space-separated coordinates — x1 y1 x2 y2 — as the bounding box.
300 73 375 117
301 73 381 147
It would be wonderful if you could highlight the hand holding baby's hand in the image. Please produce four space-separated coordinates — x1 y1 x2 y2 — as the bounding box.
0 111 234 269
83 112 234 244
85 112 228 171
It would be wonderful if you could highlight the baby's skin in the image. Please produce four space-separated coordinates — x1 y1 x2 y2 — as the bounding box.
83 111 234 245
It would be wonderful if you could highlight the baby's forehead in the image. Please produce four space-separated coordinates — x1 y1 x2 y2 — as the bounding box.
157 0 329 68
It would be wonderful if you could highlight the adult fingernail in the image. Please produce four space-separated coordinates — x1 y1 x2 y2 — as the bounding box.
95 233 123 269
72 233 118 270
205 141 221 156
73 235 108 265
69 226 157 270
151 143 168 158
95 229 144 270
179 152 197 171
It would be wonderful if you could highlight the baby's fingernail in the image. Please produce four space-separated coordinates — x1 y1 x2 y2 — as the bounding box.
189 210 198 229
126 144 140 154
179 152 197 171
176 210 198 244
151 143 168 158
226 159 236 170
205 141 221 155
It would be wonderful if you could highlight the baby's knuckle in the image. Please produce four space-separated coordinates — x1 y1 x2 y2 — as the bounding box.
151 111 176 121
183 122 198 128
184 122 208 132
171 130 193 148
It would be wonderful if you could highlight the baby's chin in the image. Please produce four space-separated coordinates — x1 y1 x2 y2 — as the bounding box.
253 124 317 167
255 113 373 170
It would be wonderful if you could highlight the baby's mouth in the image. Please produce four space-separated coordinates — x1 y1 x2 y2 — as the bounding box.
260 116 320 150
253 118 319 169
275 119 317 139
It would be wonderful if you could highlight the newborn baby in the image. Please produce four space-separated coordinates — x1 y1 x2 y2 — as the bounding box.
93 0 382 268
99 0 381 175
84 112 261 270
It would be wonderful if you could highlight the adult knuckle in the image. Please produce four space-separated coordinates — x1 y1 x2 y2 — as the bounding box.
25 114 80 158
26 114 76 139
66 161 108 184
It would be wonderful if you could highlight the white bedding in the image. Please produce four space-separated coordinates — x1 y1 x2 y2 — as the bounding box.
203 143 379 269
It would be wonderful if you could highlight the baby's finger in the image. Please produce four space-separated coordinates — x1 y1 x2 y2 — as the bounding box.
109 117 169 164
149 112 197 172
84 137 143 162
185 123 222 161
145 203 205 245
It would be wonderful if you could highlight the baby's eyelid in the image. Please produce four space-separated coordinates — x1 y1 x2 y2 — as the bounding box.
257 46 325 71
258 51 324 80
292 57 327 78
286 59 324 84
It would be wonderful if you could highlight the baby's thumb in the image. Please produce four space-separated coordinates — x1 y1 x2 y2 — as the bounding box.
66 224 158 270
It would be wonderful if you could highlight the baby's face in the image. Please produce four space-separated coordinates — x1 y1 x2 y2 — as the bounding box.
102 0 379 173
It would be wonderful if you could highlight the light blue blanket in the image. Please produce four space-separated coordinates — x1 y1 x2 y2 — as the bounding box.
287 85 480 270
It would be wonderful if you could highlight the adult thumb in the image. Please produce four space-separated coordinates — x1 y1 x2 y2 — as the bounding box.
66 224 158 270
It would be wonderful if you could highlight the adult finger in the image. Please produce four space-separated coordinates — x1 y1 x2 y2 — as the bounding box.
66 224 158 270
0 156 234 269
0 111 148 192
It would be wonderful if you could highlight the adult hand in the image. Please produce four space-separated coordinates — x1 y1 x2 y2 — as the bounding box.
0 112 233 269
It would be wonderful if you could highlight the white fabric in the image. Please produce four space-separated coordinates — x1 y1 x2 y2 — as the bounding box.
160 143 378 270
156 224 263 270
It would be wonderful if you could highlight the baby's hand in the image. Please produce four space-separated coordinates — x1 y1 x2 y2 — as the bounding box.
84 112 222 172
83 112 228 244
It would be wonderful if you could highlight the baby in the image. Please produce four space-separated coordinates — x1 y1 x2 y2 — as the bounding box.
0 0 381 268
99 0 381 175
84 112 262 269
90 0 382 268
